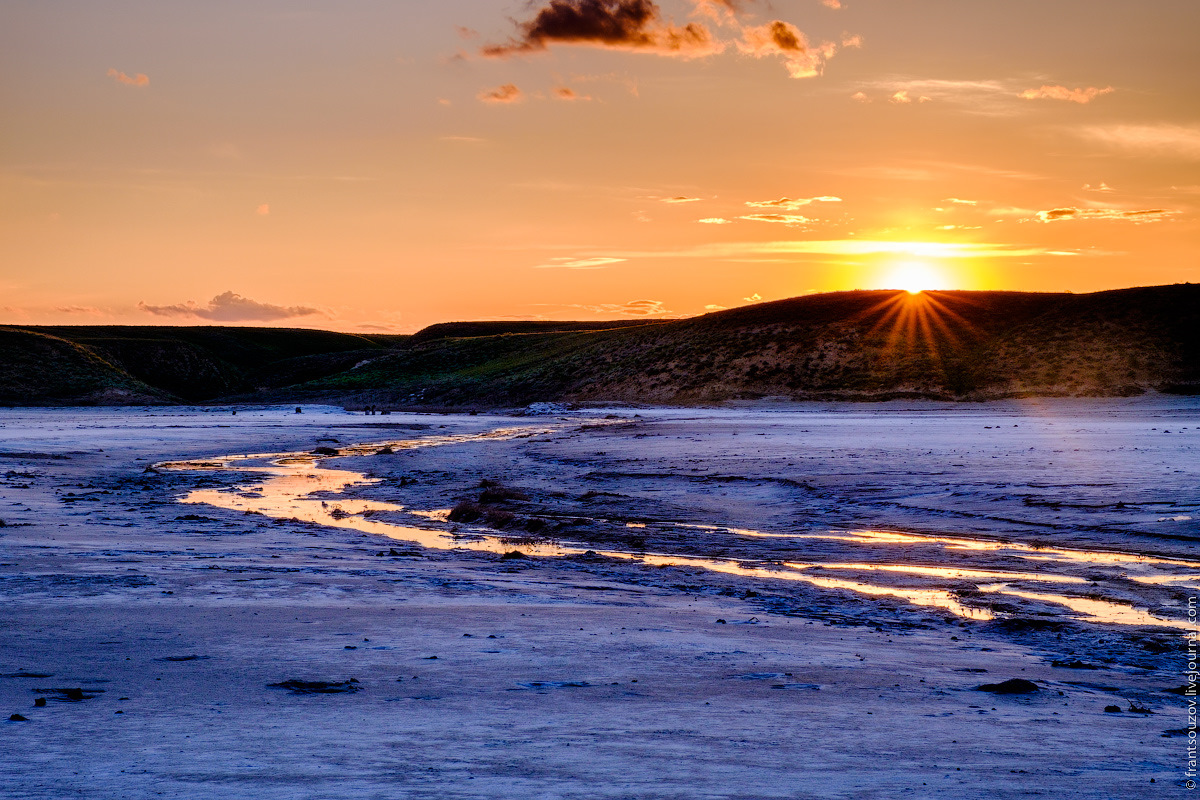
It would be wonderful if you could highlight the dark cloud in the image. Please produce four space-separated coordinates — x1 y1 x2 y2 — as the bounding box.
138 291 323 322
482 0 720 58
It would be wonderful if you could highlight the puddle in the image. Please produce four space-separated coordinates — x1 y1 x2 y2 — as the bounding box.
162 428 1199 632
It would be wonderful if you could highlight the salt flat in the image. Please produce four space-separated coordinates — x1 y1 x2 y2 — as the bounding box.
1 399 1196 798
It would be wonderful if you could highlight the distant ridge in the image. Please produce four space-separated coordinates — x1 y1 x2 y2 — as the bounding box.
2 285 1197 406
409 319 664 343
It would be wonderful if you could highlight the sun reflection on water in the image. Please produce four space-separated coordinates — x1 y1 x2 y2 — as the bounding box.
161 432 1199 632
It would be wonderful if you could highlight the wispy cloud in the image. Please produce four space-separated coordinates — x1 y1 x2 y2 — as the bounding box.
697 217 733 224
854 78 1011 112
855 78 1112 115
107 68 149 87
1035 207 1176 223
587 239 1086 261
1019 84 1113 104
139 291 325 322
662 195 701 203
889 89 930 104
739 213 813 225
1076 123 1200 160
534 257 628 269
559 298 672 316
478 83 523 104
944 197 977 205
746 196 841 210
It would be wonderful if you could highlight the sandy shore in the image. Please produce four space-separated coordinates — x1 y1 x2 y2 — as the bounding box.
1 401 1196 798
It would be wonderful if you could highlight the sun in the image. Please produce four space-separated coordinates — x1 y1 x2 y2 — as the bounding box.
880 261 950 294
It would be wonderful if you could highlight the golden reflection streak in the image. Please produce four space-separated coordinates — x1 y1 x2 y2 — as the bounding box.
163 435 1196 630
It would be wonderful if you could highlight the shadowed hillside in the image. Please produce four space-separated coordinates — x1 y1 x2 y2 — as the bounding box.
277 284 1200 406
0 325 398 405
0 328 168 405
2 285 1197 406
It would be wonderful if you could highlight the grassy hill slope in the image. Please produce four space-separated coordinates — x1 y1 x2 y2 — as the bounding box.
3 285 1196 406
0 325 394 404
0 328 167 405
284 285 1200 406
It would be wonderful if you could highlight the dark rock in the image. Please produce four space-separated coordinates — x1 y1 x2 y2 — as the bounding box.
269 679 361 695
1104 705 1122 713
500 550 527 560
9 714 28 721
1051 660 1102 670
975 679 1039 694
33 698 45 707
312 447 339 456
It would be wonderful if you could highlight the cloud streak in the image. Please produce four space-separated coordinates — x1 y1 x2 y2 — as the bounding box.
585 239 1087 262
139 291 324 322
739 213 813 225
1035 207 1176 223
534 257 628 269
1076 123 1200 160
1020 84 1113 104
745 195 841 210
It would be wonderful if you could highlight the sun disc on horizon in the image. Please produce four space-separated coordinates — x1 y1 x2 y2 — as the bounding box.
881 261 950 294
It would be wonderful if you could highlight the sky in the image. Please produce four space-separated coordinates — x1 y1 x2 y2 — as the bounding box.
2 0 1198 333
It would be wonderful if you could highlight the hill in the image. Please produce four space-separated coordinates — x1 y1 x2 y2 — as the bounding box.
273 284 1200 406
2 285 1197 406
0 325 394 405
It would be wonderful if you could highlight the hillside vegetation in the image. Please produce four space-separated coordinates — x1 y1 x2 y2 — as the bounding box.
279 284 1200 406
2 285 1197 406
0 325 394 405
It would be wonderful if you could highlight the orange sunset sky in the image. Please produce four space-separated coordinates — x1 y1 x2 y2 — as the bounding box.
2 0 1198 333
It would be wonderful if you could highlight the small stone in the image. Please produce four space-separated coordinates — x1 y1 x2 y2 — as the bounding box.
9 714 28 721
